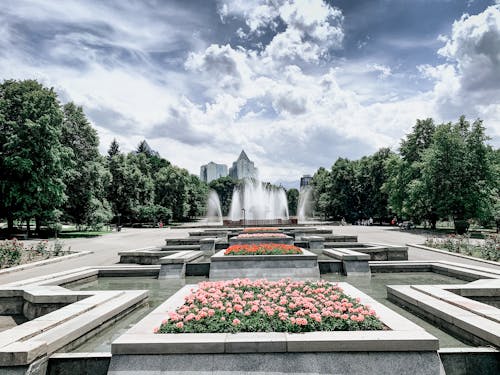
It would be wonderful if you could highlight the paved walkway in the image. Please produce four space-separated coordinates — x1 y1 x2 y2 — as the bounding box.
1 225 498 285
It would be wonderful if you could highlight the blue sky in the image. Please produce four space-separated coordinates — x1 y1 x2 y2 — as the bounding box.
1 0 499 184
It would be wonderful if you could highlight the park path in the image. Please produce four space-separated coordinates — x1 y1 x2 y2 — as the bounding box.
1 225 498 285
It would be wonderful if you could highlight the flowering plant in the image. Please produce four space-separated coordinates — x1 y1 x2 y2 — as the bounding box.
155 278 383 334
236 233 288 238
224 244 302 255
243 227 279 233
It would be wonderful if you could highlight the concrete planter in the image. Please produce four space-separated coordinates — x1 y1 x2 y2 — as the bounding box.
209 249 320 280
229 234 294 246
110 283 440 375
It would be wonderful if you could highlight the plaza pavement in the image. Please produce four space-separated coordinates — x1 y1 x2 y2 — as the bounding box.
0 225 498 285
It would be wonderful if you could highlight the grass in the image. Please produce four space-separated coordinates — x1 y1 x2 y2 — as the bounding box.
57 230 111 239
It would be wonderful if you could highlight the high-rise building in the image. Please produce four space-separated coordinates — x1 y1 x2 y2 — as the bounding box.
300 174 312 189
229 150 258 180
200 162 228 183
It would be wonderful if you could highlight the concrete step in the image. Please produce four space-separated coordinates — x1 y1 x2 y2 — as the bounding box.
160 245 200 251
387 285 500 347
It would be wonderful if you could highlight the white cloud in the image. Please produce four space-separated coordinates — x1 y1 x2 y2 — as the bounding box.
1 0 498 183
419 4 500 137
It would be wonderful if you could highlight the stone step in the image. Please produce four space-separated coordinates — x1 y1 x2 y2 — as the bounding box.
323 248 370 261
387 285 500 347
164 238 201 246
0 291 123 347
160 245 200 251
159 250 204 264
0 290 147 366
411 285 500 323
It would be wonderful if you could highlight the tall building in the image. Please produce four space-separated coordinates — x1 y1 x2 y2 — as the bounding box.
200 162 228 183
229 150 258 180
300 174 312 189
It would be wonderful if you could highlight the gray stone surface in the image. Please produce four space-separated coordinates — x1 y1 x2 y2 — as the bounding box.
439 348 499 375
209 249 320 280
107 352 442 375
47 352 111 375
343 260 371 275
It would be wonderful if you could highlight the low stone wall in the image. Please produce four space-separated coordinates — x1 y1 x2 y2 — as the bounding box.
209 249 319 280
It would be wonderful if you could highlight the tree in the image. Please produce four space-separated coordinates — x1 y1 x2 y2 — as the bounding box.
107 139 120 159
329 158 358 221
384 119 437 226
209 176 236 216
420 117 497 232
287 188 299 216
356 148 393 223
61 102 111 228
0 79 70 233
311 167 332 219
154 165 189 221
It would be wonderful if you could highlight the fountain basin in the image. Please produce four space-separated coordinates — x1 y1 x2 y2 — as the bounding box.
209 249 319 280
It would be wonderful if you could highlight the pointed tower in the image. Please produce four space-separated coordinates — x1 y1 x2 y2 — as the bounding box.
229 150 258 180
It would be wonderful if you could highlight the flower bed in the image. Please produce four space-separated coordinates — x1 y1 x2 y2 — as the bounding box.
224 244 302 256
0 239 67 269
236 233 288 238
425 234 499 262
242 227 279 233
156 278 383 334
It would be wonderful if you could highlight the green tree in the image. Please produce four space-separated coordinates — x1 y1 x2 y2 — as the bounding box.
154 165 189 221
355 148 393 222
384 119 437 226
209 176 236 216
0 79 70 233
107 138 120 159
420 117 497 232
287 188 299 216
61 102 111 228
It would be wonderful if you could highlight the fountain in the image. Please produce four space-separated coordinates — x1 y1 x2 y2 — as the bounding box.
298 185 313 223
227 179 290 225
205 190 223 225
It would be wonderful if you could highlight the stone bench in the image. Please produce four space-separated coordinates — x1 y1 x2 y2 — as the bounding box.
158 251 204 279
323 248 370 275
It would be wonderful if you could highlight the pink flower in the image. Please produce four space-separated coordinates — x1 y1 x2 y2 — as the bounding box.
232 318 241 326
153 327 159 333
341 314 349 320
226 307 233 314
176 322 184 329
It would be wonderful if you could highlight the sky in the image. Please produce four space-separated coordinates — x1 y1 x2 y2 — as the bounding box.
1 0 499 185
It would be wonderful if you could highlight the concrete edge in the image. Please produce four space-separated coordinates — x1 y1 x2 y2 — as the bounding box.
0 251 93 276
408 243 500 267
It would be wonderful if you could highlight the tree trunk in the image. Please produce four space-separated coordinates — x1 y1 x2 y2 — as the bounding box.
26 219 31 238
35 217 41 233
430 217 436 230
7 215 14 232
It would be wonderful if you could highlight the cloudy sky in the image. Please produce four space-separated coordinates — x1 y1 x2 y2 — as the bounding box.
1 0 499 185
